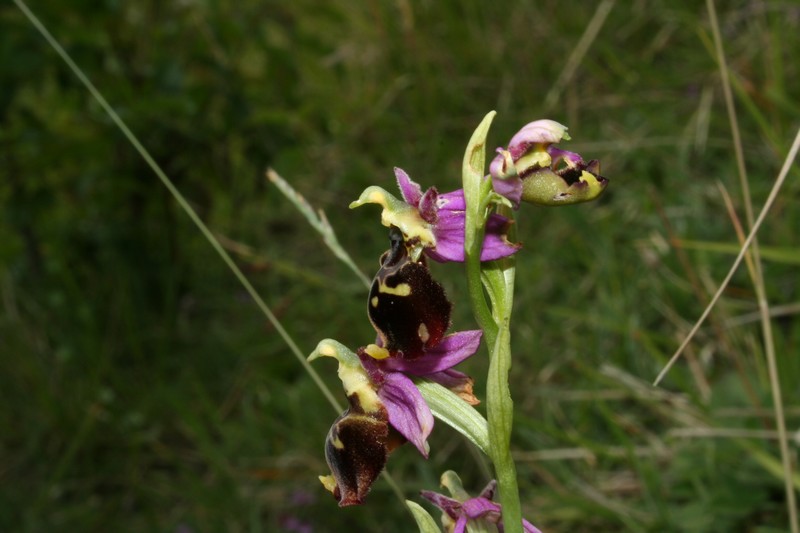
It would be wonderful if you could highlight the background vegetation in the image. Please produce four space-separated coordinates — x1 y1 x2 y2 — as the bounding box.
2 1 798 531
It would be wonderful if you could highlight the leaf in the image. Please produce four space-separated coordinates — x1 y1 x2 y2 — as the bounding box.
406 500 442 533
462 111 496 253
415 378 490 456
462 111 498 339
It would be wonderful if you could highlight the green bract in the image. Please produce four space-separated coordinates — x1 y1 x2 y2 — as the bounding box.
415 378 490 456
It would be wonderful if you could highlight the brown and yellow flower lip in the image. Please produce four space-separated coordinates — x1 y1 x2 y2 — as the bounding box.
367 226 451 360
323 399 390 507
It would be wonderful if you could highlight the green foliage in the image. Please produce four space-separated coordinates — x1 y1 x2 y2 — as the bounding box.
2 1 799 531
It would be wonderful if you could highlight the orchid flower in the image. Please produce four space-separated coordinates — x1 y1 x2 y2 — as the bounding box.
361 226 482 455
310 329 482 506
309 227 485 505
350 168 520 263
489 119 608 207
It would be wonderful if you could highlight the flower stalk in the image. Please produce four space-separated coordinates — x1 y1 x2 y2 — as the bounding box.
462 111 523 533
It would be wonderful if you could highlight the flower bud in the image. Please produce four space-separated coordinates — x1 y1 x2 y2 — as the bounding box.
490 119 608 207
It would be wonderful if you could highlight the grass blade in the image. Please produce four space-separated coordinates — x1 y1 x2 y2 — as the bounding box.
267 168 371 289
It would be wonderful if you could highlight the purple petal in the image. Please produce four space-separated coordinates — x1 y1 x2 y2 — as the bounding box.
437 189 466 210
423 195 468 262
548 146 584 168
357 350 384 384
481 214 522 260
439 189 519 260
478 480 498 500
418 187 439 224
507 119 568 160
425 368 478 405
419 491 462 520
400 186 521 263
462 496 502 520
427 214 468 262
442 209 520 262
489 148 512 179
379 371 433 457
453 516 469 533
491 174 523 208
426 197 520 262
381 330 482 375
394 167 422 206
426 368 469 388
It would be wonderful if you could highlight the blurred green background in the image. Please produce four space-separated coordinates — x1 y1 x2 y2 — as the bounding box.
2 1 799 531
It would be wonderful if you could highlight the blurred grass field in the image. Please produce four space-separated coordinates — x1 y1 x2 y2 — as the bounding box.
2 1 799 531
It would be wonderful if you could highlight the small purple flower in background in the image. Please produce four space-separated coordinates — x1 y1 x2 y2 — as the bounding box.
421 471 542 533
288 488 316 507
350 168 520 263
278 516 313 533
490 119 608 207
278 488 316 532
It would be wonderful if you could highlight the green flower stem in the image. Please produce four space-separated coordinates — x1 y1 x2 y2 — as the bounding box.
485 257 522 533
462 112 523 533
